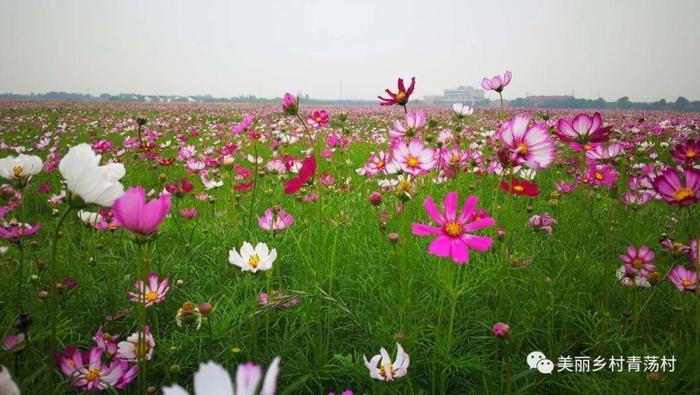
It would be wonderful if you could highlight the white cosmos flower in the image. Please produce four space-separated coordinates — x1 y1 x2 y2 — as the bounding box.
77 210 102 226
0 365 20 395
452 103 474 116
162 358 281 395
0 154 43 182
58 143 125 207
364 343 410 382
229 242 276 273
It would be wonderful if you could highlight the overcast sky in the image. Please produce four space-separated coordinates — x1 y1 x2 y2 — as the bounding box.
1 0 699 101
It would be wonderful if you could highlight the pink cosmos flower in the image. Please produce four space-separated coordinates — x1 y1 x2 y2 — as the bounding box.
389 110 426 140
556 112 611 150
257 208 294 231
378 77 415 107
392 140 436 176
619 246 656 277
554 181 576 193
584 164 619 188
93 327 119 356
2 333 26 352
58 346 137 391
284 156 316 194
412 192 496 264
652 167 699 207
528 212 557 234
112 187 171 236
585 142 623 162
481 71 512 92
128 273 170 307
307 110 329 129
499 114 555 169
667 265 697 292
232 114 254 135
179 207 197 219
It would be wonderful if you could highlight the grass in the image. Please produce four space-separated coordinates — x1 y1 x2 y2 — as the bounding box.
0 102 698 394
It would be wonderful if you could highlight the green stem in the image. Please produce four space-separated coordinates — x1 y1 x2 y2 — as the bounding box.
15 241 24 315
48 206 72 366
247 141 259 229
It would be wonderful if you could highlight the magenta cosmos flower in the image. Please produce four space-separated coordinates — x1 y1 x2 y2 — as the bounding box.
307 110 329 129
0 218 40 240
652 167 699 207
392 139 436 176
585 164 619 188
499 114 555 169
112 187 171 236
667 265 697 292
481 71 511 92
58 346 137 391
282 92 298 115
128 273 170 307
670 138 699 165
378 77 415 107
412 192 496 264
556 112 611 150
619 246 656 277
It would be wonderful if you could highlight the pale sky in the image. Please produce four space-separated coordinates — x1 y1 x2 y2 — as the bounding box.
1 0 699 101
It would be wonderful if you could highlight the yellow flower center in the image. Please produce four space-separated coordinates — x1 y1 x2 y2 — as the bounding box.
632 258 644 268
102 333 113 341
594 172 604 180
444 221 463 237
681 278 693 287
406 155 420 168
395 92 407 103
450 154 460 163
146 291 158 302
85 368 102 382
379 364 397 379
673 187 693 202
376 160 385 168
248 254 261 268
513 185 524 192
315 117 322 123
12 165 23 178
686 149 696 158
516 142 529 155
583 144 593 151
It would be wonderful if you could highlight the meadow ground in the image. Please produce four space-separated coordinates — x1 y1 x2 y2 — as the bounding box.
0 101 698 394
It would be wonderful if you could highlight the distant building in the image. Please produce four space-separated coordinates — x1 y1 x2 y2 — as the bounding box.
424 85 487 106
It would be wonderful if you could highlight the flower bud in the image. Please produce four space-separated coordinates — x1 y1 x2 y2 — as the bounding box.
369 192 382 206
199 302 213 316
492 322 510 338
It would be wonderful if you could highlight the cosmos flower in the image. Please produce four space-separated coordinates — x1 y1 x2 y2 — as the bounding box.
164 178 194 197
0 218 40 240
128 273 171 307
229 242 277 273
284 156 316 194
616 265 651 288
112 187 171 236
584 164 619 188
363 343 410 382
555 112 611 150
378 77 415 107
667 265 697 292
452 103 474 116
175 302 202 330
481 71 512 92
528 213 557 234
0 154 43 185
670 138 699 165
0 365 20 395
58 143 126 207
232 114 254 135
652 167 699 207
585 142 623 162
115 326 155 362
307 110 329 129
412 192 496 264
59 346 137 391
392 140 436 176
389 110 426 140
162 358 281 395
257 208 294 231
499 114 555 169
282 93 298 115
500 179 540 197
93 327 119 356
619 246 656 277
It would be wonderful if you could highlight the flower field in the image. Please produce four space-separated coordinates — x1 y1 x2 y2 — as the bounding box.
0 95 698 394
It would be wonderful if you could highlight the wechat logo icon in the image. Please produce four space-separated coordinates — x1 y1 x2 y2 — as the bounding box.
527 351 554 374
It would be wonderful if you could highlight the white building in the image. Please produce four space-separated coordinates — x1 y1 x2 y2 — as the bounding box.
424 86 486 106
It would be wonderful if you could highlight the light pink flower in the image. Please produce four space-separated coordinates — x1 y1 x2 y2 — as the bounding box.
392 140 436 176
112 187 171 236
499 114 555 169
